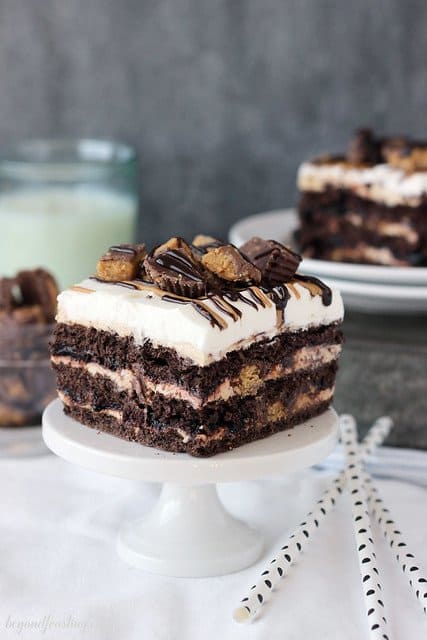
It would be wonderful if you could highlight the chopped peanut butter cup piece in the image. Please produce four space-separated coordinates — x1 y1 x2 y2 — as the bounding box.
16 269 59 323
12 305 46 325
382 137 427 172
144 242 207 298
201 244 261 284
192 234 221 248
347 128 382 165
97 243 146 282
154 237 193 258
191 235 224 259
240 237 301 285
191 235 225 261
0 277 17 313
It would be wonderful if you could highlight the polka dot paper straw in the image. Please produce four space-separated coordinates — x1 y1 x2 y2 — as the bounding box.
356 416 393 459
233 416 392 623
364 471 427 616
341 414 391 640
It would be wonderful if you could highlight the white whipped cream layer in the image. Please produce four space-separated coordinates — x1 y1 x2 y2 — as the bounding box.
298 160 427 206
56 278 343 366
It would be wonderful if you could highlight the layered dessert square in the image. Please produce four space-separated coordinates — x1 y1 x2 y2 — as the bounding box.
0 269 58 426
50 236 343 456
297 129 427 266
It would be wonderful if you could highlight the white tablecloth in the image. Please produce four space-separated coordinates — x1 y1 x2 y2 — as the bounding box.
1 447 427 640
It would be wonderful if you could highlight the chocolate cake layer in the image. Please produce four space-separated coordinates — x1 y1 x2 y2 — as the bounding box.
298 190 427 266
51 322 343 398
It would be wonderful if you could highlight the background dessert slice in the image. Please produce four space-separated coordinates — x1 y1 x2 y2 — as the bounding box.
296 129 427 266
50 237 344 456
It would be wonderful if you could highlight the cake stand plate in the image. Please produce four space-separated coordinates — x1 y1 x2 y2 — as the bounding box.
42 399 339 577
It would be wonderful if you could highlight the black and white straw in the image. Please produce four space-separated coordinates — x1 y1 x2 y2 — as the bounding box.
341 414 392 640
233 416 392 623
364 471 427 616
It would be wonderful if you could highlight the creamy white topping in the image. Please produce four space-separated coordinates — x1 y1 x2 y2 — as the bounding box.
56 278 343 366
298 160 427 206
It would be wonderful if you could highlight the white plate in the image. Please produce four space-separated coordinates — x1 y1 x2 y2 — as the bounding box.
229 209 427 286
321 276 427 314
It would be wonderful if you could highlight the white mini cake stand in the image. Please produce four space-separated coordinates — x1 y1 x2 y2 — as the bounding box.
42 398 338 578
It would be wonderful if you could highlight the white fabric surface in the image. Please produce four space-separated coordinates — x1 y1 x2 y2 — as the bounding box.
1 450 427 640
317 444 427 487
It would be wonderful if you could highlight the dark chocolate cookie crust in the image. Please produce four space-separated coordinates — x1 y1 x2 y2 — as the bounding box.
63 399 331 457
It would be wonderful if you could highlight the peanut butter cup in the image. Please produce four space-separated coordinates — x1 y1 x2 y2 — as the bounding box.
346 128 382 165
145 239 207 298
240 237 301 285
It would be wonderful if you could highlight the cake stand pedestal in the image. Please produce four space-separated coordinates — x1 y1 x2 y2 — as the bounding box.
42 399 338 577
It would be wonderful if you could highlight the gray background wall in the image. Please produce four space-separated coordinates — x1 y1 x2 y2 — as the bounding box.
0 0 426 245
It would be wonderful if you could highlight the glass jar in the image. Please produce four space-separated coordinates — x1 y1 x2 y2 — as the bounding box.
0 139 138 290
0 321 56 427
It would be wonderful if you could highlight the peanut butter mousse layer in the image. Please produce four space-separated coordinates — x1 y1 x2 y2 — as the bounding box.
297 129 427 266
50 236 344 456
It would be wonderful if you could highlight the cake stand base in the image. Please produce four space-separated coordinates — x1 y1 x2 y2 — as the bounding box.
43 399 338 577
117 483 262 577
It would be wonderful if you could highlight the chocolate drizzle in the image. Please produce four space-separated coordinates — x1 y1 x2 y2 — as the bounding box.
90 276 139 290
88 273 333 329
162 294 226 330
293 275 332 306
190 302 225 329
223 290 258 310
266 285 291 323
109 245 138 255
209 295 242 321
247 287 270 308
270 285 291 310
153 249 205 283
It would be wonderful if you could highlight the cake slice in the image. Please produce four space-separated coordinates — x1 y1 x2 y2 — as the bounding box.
50 236 344 456
297 129 427 266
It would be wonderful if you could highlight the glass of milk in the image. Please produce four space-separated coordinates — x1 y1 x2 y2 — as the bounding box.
0 139 138 289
